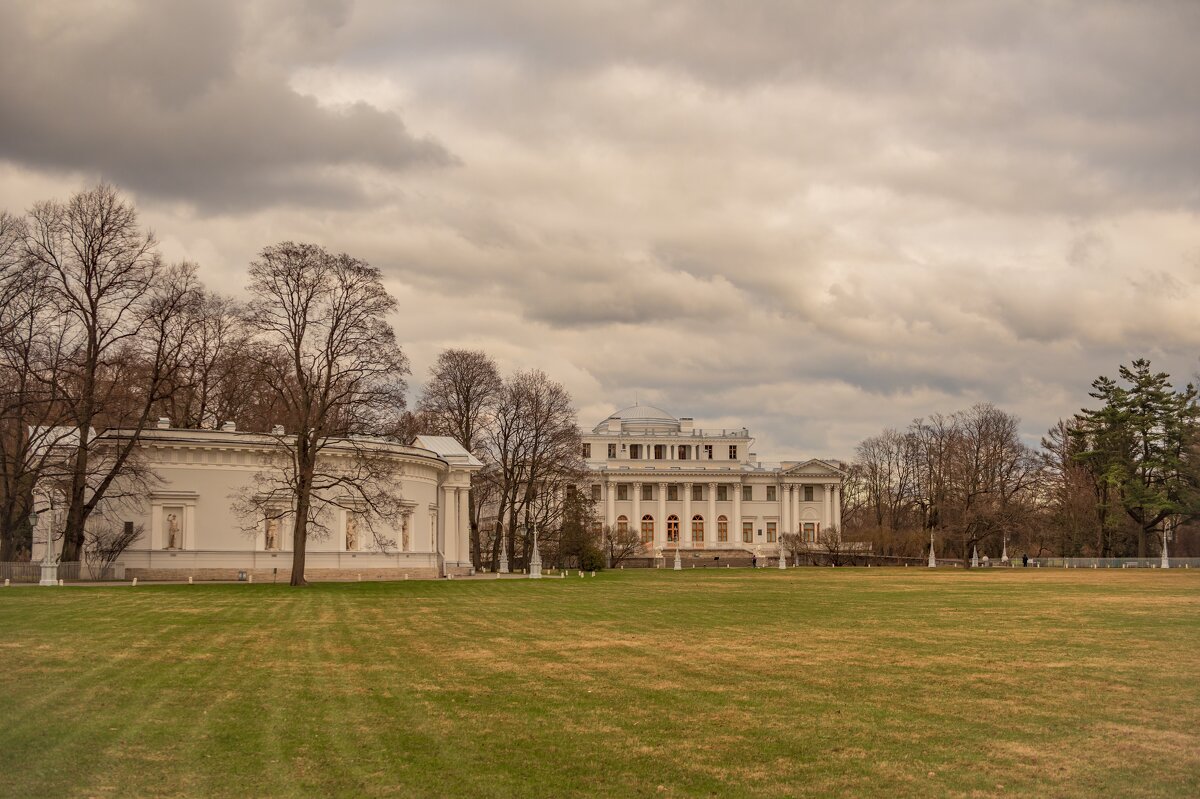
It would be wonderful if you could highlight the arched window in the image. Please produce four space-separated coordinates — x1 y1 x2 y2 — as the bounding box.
667 514 679 543
641 514 654 543
617 515 628 535
717 515 729 543
692 514 704 541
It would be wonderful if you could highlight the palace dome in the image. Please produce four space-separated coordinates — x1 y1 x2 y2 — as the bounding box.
593 404 680 433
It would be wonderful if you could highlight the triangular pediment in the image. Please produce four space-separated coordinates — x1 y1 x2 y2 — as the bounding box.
780 458 846 477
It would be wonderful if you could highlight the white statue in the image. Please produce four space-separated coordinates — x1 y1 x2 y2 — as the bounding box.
166 513 180 549
264 518 278 550
346 513 358 551
401 512 411 551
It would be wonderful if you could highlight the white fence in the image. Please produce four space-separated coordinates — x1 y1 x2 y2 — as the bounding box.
1043 557 1200 569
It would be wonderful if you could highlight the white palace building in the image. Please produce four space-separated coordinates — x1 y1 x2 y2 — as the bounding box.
584 405 845 560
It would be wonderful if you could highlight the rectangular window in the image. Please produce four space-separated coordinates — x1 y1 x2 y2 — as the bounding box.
766 486 777 502
767 522 777 543
742 485 753 501
608 443 617 458
591 485 601 502
691 484 704 501
668 484 679 501
641 483 653 501
804 485 814 502
717 485 728 501
654 444 666 459
742 522 753 543
704 445 713 460
629 444 641 459
679 445 690 460
582 443 591 458
729 445 738 459
717 517 728 542
803 522 816 542
617 484 629 501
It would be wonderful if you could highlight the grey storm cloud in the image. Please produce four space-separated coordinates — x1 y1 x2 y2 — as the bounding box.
1 0 1199 459
0 1 453 211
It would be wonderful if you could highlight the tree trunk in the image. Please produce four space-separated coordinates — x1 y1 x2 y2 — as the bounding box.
290 450 315 586
468 488 480 570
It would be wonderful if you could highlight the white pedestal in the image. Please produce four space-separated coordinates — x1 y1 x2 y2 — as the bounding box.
39 563 59 586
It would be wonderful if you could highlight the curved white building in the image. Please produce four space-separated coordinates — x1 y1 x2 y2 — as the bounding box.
583 405 844 559
33 423 481 580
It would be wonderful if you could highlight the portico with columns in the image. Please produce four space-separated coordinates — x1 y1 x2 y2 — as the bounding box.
582 405 844 557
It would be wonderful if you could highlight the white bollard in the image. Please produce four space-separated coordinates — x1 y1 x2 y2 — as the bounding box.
132 577 138 587
58 578 64 586
404 573 409 580
188 576 193 585
3 578 8 587
357 574 362 582
248 574 253 583
590 571 595 577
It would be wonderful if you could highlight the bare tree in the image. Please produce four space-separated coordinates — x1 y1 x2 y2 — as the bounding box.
239 242 410 586
417 349 502 569
21 185 201 561
82 520 143 580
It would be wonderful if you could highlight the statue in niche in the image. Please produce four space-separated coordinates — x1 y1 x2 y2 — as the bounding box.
345 513 358 551
401 512 411 551
166 513 180 549
264 517 278 550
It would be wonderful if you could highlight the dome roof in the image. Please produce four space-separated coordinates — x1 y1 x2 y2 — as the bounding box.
593 404 680 433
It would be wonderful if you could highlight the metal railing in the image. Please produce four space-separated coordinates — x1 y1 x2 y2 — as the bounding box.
1043 557 1200 569
0 561 125 582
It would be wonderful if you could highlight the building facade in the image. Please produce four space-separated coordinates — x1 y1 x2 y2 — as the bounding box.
32 423 481 580
583 405 844 559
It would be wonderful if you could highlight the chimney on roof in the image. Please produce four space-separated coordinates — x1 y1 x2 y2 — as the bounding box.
749 452 758 465
607 417 621 432
679 417 693 433
156 418 170 429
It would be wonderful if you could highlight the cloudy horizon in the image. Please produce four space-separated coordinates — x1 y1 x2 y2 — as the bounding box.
2 0 1198 462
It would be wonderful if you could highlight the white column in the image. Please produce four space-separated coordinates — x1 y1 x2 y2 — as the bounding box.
657 483 667 549
605 480 616 529
458 486 470 566
792 485 801 534
732 480 743 547
707 482 717 546
781 484 791 541
442 486 456 562
824 484 834 530
833 483 842 535
632 481 642 538
682 482 693 547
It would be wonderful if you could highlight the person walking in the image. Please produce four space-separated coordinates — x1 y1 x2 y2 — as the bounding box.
1022 553 1029 567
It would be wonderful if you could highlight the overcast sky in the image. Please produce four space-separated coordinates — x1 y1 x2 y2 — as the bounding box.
2 1 1199 461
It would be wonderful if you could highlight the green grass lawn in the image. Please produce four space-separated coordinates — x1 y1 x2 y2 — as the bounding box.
2 569 1198 798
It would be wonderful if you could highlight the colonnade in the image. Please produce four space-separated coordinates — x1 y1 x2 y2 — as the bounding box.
601 479 842 549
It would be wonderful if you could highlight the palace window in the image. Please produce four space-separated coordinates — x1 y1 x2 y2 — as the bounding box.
803 522 816 542
617 515 629 534
691 484 704 501
617 484 629 501
582 443 591 458
608 443 617 458
654 444 666 459
641 483 654 501
717 515 729 542
630 444 642 459
691 514 704 540
742 485 753 501
704 445 713 460
668 484 679 501
766 486 777 502
641 515 654 542
766 521 777 543
717 485 729 501
742 522 753 543
667 515 680 543
729 445 738 459
679 445 691 460
591 485 601 502
804 485 815 502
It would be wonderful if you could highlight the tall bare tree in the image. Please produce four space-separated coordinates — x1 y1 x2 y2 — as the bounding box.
21 185 201 561
417 348 501 568
240 242 409 586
